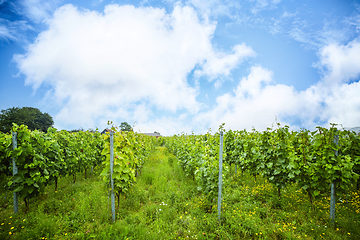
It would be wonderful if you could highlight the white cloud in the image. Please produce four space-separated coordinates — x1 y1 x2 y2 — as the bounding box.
322 82 360 127
0 0 58 42
133 103 152 123
195 43 256 80
345 12 360 33
236 65 273 96
281 11 297 18
195 38 360 132
162 0 240 19
91 0 105 8
286 11 360 50
185 0 240 18
195 66 299 131
0 19 32 42
19 0 60 23
0 23 14 40
250 0 281 14
316 38 360 85
14 3 249 130
307 38 360 128
288 27 320 49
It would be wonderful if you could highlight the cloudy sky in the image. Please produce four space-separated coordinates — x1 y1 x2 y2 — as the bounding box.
1 0 360 135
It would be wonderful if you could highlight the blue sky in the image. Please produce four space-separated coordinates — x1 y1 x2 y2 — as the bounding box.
1 0 360 135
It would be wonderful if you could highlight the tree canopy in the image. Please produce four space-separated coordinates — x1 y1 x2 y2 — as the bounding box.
120 122 132 132
0 107 54 133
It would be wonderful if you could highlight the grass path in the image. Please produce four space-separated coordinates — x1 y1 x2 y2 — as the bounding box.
114 146 215 239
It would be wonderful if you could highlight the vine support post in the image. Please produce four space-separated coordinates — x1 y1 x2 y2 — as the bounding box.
110 131 116 222
12 132 18 214
218 131 224 223
234 136 237 175
330 133 339 226
330 182 336 226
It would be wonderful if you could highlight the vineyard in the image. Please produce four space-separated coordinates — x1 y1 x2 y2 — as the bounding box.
0 123 360 239
167 123 360 208
0 124 154 212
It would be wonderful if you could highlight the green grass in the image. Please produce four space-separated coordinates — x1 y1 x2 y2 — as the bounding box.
222 170 360 240
1 147 360 239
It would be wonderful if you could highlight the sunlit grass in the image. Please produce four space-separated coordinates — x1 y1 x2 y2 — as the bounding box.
221 167 360 239
0 148 359 239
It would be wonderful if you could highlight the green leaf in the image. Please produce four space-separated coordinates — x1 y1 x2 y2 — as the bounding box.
13 175 22 183
113 165 123 172
27 185 34 194
14 185 24 192
121 174 129 181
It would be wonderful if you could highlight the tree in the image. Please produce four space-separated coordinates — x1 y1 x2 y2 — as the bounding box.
0 107 54 133
120 122 132 132
69 128 85 133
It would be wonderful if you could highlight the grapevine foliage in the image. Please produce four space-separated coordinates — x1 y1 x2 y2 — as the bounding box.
166 131 228 204
165 124 359 208
7 124 63 209
100 128 154 207
226 124 359 203
1 124 105 211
